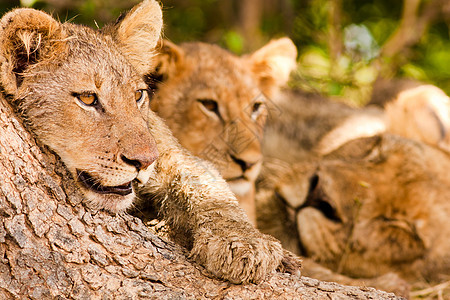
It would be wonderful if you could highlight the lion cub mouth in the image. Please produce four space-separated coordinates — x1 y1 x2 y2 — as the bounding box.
77 170 133 196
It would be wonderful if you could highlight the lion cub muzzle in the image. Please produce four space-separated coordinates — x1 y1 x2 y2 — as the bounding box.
118 134 159 187
119 137 158 173
76 122 159 198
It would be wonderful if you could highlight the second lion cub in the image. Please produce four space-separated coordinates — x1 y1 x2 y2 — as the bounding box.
147 39 297 223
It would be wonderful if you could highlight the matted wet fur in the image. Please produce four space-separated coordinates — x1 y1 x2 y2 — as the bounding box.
0 0 301 284
144 39 297 223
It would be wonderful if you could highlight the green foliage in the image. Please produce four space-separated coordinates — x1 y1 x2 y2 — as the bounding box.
288 0 450 104
162 0 229 44
407 23 450 94
222 30 244 54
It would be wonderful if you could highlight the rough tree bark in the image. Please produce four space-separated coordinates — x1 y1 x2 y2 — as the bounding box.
0 95 402 299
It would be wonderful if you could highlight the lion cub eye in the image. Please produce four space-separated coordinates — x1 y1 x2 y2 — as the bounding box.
252 102 262 113
198 99 218 111
135 89 146 103
74 92 98 106
197 99 221 118
251 101 264 120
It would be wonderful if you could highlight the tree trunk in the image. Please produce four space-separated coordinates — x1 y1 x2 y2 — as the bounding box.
238 0 263 51
0 95 401 299
375 0 445 77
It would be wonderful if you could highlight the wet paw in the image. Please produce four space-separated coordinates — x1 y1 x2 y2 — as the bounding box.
190 231 284 284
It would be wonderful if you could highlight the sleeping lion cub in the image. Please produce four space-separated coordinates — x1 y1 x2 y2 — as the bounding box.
257 89 450 296
146 38 297 223
0 0 300 284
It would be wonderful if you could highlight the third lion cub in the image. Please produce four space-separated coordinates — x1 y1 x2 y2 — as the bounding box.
147 39 297 223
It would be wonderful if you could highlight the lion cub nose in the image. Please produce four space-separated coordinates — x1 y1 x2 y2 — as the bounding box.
230 154 258 172
120 144 158 171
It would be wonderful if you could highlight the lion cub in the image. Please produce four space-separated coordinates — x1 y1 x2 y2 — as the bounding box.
0 0 300 284
146 39 297 223
257 89 450 296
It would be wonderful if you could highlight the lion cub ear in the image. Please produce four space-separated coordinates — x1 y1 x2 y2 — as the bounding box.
145 39 185 111
248 37 297 98
0 8 66 94
109 0 163 75
151 39 185 81
385 84 450 149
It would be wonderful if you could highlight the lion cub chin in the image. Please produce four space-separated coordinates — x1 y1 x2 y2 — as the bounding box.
0 0 301 284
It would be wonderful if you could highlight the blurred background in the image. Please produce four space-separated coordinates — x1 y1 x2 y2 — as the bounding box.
1 0 450 105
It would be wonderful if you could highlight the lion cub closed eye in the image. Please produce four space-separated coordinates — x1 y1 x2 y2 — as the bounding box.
146 39 297 223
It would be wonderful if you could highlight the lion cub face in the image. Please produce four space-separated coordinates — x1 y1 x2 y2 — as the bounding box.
0 1 163 212
148 39 296 217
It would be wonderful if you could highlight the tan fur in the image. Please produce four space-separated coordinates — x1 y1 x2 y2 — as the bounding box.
257 89 450 294
0 1 301 284
296 84 450 156
103 0 162 75
385 84 450 153
316 111 386 155
145 39 297 223
261 89 384 162
259 135 450 282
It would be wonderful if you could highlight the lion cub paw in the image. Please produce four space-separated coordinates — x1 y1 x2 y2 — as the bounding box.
190 230 299 284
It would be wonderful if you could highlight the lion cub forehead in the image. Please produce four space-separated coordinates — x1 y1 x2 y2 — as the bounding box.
182 43 242 70
63 25 139 83
184 45 259 91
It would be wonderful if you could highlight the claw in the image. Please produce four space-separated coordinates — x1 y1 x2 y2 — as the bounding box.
278 249 302 277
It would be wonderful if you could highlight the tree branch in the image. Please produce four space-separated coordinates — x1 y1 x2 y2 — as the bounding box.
379 0 443 64
328 0 343 63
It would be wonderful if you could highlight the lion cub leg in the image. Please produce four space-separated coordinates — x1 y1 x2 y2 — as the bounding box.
137 114 301 284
